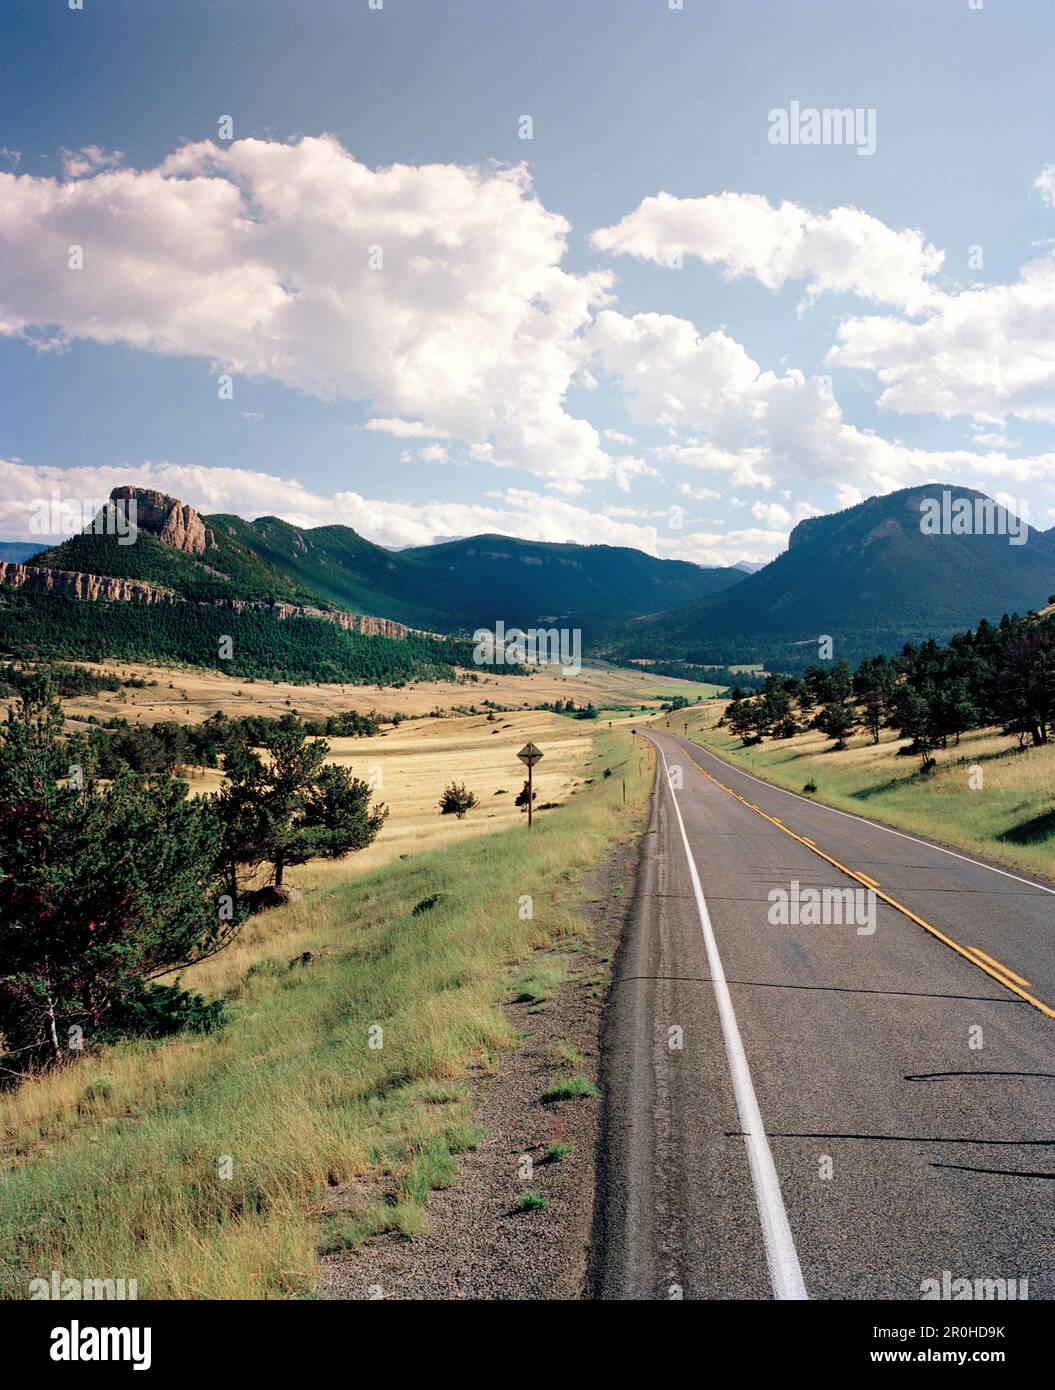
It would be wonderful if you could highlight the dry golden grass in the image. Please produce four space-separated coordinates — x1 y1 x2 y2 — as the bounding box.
155 708 599 887
57 657 713 726
53 658 714 889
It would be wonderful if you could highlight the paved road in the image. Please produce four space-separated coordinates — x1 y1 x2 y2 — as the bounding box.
593 730 1055 1300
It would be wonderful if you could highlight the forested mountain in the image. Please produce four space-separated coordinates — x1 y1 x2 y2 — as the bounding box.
27 487 746 634
607 485 1055 668
12 483 1055 677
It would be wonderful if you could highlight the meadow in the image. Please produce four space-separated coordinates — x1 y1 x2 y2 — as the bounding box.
0 727 654 1300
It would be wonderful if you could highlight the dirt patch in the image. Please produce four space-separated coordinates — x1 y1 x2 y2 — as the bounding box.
316 838 641 1301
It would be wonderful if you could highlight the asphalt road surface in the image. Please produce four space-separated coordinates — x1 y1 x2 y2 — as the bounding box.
593 729 1054 1300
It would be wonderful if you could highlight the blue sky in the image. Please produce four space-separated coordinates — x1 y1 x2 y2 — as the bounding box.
2 0 1054 562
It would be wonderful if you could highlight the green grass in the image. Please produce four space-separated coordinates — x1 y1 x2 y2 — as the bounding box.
543 1141 574 1163
516 1191 548 1212
508 955 574 1004
541 1075 600 1103
686 707 1055 881
551 1040 583 1070
0 728 650 1300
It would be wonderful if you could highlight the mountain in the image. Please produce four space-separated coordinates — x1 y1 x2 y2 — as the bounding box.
0 541 45 563
399 534 744 634
27 487 746 638
609 485 1055 668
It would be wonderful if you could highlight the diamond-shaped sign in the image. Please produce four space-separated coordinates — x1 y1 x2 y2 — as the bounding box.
517 742 544 767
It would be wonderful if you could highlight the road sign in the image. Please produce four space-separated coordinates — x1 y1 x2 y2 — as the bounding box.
517 743 543 828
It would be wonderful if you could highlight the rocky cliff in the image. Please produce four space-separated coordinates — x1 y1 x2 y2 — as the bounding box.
0 562 180 605
0 562 416 637
109 486 216 555
218 598 412 638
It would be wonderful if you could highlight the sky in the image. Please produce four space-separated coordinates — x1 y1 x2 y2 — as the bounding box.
2 0 1054 566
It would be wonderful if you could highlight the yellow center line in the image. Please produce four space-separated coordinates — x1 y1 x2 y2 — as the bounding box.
965 948 1033 990
673 741 1055 1021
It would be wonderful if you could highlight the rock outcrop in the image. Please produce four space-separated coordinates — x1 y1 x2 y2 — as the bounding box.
218 598 412 638
0 563 418 636
0 562 180 605
109 486 215 554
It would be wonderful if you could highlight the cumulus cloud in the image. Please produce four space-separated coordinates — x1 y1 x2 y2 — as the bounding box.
829 253 1055 423
0 135 615 488
60 146 124 179
591 191 943 313
362 418 450 439
589 307 1055 501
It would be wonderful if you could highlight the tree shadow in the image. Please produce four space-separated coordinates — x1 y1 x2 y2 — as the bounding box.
998 808 1055 846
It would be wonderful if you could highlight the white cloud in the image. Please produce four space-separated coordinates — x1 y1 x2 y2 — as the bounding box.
362 418 450 439
1035 165 1055 207
0 458 637 549
750 499 822 530
0 135 615 489
0 457 796 567
829 253 1055 423
591 191 943 313
60 146 124 179
590 308 1055 501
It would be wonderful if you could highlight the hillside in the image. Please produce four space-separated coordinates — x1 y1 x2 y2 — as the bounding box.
0 541 43 563
400 533 744 633
28 487 746 636
608 485 1055 668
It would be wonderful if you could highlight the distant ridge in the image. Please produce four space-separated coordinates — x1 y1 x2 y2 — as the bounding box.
606 484 1055 667
27 486 747 638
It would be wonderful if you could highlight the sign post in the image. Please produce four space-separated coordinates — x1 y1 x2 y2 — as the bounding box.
517 742 544 828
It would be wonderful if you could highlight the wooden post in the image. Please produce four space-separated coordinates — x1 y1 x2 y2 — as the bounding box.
528 761 533 829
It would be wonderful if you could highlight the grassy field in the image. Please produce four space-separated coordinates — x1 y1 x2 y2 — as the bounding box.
53 656 715 888
0 727 653 1300
678 701 1055 881
178 708 599 885
56 656 724 727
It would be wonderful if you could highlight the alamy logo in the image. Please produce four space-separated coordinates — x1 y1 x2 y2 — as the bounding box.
50 1321 151 1371
768 101 876 156
919 491 1028 545
767 880 876 935
473 620 582 676
30 1270 138 1300
28 492 138 546
921 1270 1028 1300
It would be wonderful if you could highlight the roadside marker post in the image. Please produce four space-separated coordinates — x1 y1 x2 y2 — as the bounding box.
517 741 544 828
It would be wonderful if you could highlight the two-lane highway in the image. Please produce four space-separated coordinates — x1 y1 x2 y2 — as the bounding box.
593 730 1054 1300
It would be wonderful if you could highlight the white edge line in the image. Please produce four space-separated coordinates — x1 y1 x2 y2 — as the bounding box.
684 736 1055 899
654 740 808 1301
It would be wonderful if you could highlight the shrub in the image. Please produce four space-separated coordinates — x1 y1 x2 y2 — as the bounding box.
438 782 478 818
412 893 445 917
96 981 225 1043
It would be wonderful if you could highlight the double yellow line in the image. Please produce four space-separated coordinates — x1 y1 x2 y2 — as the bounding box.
671 739 1055 1021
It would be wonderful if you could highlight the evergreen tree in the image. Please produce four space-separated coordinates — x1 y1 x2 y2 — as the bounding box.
0 683 231 1068
217 717 387 889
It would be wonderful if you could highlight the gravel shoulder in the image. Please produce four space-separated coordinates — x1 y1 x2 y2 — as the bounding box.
316 833 643 1301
